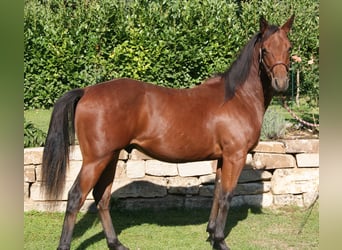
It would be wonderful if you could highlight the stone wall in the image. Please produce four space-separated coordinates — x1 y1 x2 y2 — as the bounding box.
24 140 319 212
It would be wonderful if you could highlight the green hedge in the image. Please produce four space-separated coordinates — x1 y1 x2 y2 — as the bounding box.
24 0 319 109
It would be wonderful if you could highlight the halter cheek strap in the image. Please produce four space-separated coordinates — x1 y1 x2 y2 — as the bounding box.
259 48 289 75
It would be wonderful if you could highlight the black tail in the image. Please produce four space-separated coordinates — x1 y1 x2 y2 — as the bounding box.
41 88 84 199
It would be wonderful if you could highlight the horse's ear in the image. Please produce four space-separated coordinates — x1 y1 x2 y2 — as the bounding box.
281 14 295 33
260 16 268 34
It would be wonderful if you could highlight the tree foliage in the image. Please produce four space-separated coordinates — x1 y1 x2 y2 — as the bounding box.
24 0 319 109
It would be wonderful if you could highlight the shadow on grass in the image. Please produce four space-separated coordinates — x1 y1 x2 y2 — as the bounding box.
71 180 263 250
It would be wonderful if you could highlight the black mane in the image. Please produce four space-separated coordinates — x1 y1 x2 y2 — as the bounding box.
219 25 279 101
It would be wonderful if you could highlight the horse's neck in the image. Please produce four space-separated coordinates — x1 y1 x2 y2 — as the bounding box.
248 44 274 112
237 61 264 114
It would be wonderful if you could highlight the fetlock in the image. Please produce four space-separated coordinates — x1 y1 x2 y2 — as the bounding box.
206 220 216 234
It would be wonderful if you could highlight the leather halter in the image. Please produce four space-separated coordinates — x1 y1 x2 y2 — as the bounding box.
259 48 289 76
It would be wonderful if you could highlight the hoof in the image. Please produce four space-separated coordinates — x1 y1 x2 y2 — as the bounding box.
213 240 230 250
116 245 129 250
108 240 129 250
57 246 70 250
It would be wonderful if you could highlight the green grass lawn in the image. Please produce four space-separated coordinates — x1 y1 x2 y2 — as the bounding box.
24 203 319 250
24 109 52 134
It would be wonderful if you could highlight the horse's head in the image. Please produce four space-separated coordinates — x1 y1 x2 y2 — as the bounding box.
259 15 294 92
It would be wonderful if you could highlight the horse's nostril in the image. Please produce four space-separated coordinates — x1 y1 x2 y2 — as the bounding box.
272 77 289 92
274 78 279 89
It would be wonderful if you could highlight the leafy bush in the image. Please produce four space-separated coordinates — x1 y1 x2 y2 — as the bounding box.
260 107 288 140
24 119 46 147
24 0 319 110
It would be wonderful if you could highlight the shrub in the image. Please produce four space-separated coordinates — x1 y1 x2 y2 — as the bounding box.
24 0 319 110
24 119 46 147
260 107 288 140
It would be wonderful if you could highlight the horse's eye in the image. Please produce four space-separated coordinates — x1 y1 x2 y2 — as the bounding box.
262 48 268 55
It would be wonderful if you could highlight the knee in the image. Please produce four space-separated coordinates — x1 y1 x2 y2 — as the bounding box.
219 192 233 206
219 196 228 208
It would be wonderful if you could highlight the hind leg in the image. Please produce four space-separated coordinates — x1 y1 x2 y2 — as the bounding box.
93 151 129 250
57 154 115 250
57 180 82 250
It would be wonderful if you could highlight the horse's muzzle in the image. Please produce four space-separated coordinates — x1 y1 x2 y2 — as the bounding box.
272 77 289 92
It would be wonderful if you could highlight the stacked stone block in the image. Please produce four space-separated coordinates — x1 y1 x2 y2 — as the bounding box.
24 140 319 211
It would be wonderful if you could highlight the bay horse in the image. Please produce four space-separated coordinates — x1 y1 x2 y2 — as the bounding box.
41 15 294 250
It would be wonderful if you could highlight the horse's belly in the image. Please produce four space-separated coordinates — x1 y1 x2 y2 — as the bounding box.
131 134 221 163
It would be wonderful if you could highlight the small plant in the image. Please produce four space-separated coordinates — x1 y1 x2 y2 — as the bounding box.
261 107 288 140
24 119 47 148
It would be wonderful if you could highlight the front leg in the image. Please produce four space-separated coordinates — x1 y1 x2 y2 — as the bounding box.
207 159 222 241
212 192 233 250
212 152 247 250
